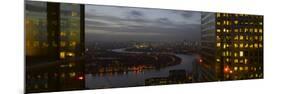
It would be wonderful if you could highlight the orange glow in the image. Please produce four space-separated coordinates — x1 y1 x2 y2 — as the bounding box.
224 67 229 72
199 59 203 63
78 76 84 80
224 66 232 73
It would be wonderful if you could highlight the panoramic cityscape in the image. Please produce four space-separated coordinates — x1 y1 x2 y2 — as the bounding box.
25 1 263 93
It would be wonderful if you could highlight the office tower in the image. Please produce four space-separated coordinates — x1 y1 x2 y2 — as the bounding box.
200 12 263 81
25 1 85 92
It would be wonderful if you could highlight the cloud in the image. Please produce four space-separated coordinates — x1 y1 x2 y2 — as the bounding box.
85 5 201 42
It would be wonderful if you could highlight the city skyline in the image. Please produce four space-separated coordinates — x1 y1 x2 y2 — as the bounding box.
25 1 263 93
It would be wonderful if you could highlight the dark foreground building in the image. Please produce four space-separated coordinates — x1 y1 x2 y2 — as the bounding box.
25 1 85 93
199 12 263 81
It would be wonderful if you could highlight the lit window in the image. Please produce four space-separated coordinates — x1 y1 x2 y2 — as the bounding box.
226 21 230 25
223 44 227 49
234 67 238 71
244 59 248 64
254 28 258 33
255 74 259 77
244 28 248 32
234 29 238 32
245 36 249 40
67 52 75 57
234 59 239 63
217 36 221 41
249 44 253 48
250 36 254 41
216 58 220 62
250 28 253 32
260 36 263 41
255 36 259 40
217 13 221 17
245 43 248 48
259 29 263 33
234 35 238 40
239 43 244 48
239 67 244 71
254 43 259 48
226 58 230 62
234 52 238 57
234 43 238 48
60 52 65 59
245 67 248 71
217 22 221 25
70 41 76 47
60 32 66 36
223 28 226 32
240 36 243 40
217 29 221 33
226 51 229 56
240 51 244 57
217 43 221 47
259 43 263 48
234 20 238 24
226 29 230 33
240 59 244 63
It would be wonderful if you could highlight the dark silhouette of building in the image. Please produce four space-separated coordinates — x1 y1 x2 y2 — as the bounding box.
25 1 85 93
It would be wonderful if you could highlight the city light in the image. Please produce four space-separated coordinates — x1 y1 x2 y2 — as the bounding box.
78 76 84 80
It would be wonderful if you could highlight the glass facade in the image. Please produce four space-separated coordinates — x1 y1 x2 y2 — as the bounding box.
200 12 263 81
25 1 85 93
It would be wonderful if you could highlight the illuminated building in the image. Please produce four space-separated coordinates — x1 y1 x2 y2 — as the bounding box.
25 1 85 61
25 1 85 93
200 12 263 81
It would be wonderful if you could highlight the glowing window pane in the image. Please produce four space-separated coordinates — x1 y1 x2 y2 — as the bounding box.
234 20 238 24
217 43 221 47
234 59 239 63
217 29 221 33
259 29 263 33
240 51 244 57
60 52 65 59
239 67 244 71
234 43 238 48
239 43 244 48
240 36 243 40
234 29 238 32
234 67 238 71
254 43 259 48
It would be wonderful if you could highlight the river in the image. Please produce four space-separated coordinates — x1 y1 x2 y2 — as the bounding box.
85 48 196 89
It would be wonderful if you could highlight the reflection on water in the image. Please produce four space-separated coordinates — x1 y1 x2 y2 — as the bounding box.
85 48 196 89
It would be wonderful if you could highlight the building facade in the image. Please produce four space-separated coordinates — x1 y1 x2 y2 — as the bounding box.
200 12 263 81
25 1 85 93
25 1 85 61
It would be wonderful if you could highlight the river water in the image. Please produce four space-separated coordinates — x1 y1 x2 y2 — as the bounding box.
85 48 196 89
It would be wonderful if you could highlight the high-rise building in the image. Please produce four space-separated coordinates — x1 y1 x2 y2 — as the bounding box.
25 1 85 93
25 2 85 61
200 12 263 81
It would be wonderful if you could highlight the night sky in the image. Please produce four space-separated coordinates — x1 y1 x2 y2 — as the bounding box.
85 5 201 42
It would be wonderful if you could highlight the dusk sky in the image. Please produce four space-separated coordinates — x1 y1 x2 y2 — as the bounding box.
85 5 201 42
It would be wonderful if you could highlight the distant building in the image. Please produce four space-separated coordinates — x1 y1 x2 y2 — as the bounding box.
200 12 263 81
